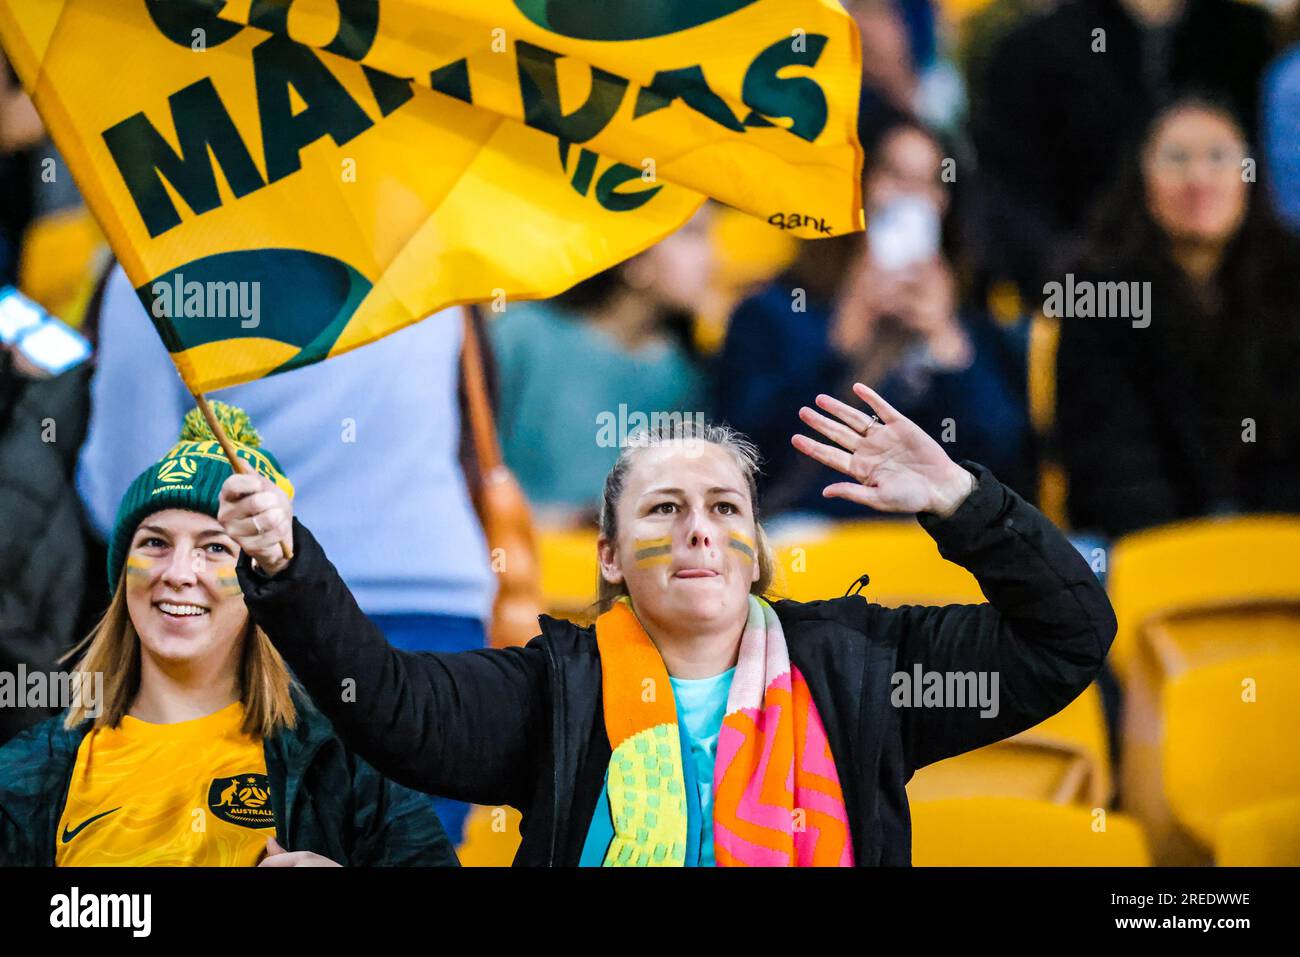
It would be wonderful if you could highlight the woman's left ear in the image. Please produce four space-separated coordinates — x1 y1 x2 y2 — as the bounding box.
597 537 624 586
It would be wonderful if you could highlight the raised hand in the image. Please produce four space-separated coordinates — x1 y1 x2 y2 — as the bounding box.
791 383 974 517
218 471 294 576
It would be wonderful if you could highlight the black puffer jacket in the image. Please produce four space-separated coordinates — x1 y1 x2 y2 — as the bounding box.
239 462 1116 865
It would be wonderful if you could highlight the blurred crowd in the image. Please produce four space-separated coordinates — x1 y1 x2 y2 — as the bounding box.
487 0 1300 541
3 0 1300 761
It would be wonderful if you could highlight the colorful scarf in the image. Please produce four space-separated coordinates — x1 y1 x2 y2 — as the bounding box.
594 594 855 866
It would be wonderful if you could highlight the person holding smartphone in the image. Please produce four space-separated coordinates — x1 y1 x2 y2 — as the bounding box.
0 287 95 745
713 115 1033 518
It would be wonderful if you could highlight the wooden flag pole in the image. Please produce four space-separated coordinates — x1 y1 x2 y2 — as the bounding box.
191 391 293 562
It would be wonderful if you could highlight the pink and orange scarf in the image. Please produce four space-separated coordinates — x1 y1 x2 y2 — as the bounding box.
595 594 854 866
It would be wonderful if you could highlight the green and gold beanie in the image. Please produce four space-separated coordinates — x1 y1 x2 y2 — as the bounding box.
106 402 294 591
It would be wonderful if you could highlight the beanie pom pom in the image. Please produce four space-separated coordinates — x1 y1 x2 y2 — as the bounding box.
179 401 262 448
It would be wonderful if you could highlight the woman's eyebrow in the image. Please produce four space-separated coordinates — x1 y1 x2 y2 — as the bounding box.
195 528 233 540
136 524 170 537
641 486 742 498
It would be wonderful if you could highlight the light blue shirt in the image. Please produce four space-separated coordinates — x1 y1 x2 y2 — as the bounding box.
77 265 494 619
488 301 706 510
580 666 735 866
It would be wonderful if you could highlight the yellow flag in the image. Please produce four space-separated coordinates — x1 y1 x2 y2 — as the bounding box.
0 0 863 392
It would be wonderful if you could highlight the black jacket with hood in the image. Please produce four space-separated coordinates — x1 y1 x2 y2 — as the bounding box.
238 462 1116 865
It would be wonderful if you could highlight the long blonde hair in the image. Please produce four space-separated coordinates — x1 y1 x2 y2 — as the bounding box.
595 418 778 614
62 574 297 738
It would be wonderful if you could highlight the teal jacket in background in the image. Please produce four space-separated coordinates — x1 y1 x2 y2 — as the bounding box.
489 301 707 511
0 691 459 867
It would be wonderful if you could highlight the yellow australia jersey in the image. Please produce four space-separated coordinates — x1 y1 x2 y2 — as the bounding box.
56 701 277 866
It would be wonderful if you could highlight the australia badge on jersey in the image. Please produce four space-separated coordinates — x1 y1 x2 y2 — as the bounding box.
208 774 275 829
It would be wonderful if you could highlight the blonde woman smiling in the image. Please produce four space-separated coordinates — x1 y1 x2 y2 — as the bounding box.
0 405 456 867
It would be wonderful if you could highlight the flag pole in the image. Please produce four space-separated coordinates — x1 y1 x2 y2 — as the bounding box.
191 391 294 562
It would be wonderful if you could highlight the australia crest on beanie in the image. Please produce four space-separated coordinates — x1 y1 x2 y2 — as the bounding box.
105 402 294 591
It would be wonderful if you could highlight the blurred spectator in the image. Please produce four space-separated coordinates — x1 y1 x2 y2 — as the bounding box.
973 0 1276 296
1263 8 1300 232
0 341 90 745
488 209 711 525
0 54 41 285
848 0 968 140
714 116 1032 518
1057 97 1300 538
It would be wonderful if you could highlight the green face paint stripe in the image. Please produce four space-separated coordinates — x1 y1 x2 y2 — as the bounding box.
728 533 755 560
632 537 674 565
634 551 674 566
634 544 673 559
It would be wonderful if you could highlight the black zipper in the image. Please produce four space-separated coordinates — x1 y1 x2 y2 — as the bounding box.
542 628 560 867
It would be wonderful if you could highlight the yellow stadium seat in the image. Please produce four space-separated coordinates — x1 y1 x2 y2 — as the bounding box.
1107 516 1300 682
908 740 1094 806
1011 681 1112 804
911 797 1150 866
907 684 1112 807
1027 312 1058 439
1120 607 1300 865
768 519 985 606
1215 796 1300 866
1161 651 1300 853
537 526 600 622
1027 311 1069 528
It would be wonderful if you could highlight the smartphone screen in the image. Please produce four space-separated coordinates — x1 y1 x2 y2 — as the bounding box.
867 196 940 273
0 286 44 344
17 320 92 375
0 285 92 375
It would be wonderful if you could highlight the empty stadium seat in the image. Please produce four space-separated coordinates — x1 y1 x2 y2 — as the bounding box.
768 519 985 606
1027 311 1069 528
1215 795 1300 867
537 525 600 621
1162 651 1300 852
907 740 1093 805
911 797 1150 866
1107 515 1300 681
1119 604 1300 864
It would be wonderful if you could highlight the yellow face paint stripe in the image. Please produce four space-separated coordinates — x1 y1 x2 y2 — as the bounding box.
125 555 153 582
216 569 242 597
633 537 673 567
728 531 756 562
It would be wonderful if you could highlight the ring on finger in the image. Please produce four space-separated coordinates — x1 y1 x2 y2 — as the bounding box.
252 514 263 535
